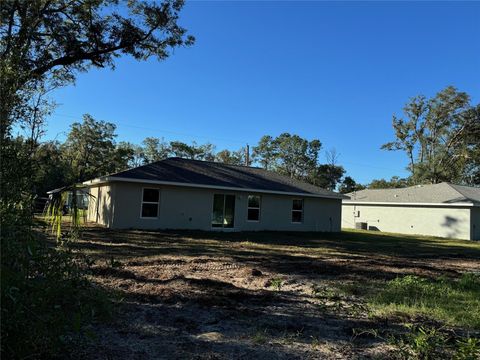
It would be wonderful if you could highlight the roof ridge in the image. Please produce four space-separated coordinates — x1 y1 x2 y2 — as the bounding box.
97 156 260 179
169 157 262 170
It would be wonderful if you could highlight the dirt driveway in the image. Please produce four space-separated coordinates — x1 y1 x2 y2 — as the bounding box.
68 227 480 359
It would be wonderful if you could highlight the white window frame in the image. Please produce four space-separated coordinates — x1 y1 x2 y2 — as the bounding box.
247 195 261 222
291 199 304 224
140 187 160 219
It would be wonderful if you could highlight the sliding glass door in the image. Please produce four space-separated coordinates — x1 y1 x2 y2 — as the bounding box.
212 194 235 228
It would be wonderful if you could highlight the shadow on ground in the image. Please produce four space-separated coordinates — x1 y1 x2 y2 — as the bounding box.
62 226 479 359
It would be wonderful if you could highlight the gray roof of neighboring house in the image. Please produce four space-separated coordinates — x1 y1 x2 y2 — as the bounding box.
86 157 345 199
345 182 480 206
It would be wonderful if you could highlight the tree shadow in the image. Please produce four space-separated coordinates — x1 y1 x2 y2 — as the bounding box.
66 226 480 358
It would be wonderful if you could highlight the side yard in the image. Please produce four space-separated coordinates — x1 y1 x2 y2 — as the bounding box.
58 227 480 359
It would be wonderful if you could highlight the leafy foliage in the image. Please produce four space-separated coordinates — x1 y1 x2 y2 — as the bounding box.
253 135 277 170
169 140 216 161
339 176 365 193
0 0 194 135
215 148 247 165
62 114 118 182
1 2 193 357
1 228 111 359
367 176 410 189
382 86 480 185
311 164 345 190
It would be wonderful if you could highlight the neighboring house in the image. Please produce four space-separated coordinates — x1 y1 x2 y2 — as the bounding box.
83 157 345 231
342 183 480 240
46 186 89 212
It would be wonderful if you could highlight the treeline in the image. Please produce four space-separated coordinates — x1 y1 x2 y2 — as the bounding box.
20 114 362 198
18 85 480 204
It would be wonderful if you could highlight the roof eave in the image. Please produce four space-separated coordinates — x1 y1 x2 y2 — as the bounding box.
342 200 476 207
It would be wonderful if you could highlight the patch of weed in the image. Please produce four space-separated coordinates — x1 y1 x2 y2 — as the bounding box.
252 328 269 345
370 274 480 328
454 337 480 360
270 278 283 291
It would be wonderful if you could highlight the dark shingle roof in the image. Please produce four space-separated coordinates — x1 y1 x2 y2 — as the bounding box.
346 182 480 205
92 157 344 199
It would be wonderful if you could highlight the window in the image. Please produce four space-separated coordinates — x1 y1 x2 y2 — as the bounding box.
141 188 159 218
247 195 261 221
291 199 303 223
212 194 235 228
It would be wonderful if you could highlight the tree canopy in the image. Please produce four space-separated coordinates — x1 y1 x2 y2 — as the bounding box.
1 0 194 137
382 86 480 185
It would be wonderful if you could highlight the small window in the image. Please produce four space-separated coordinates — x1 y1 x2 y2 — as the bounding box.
291 199 303 223
141 188 159 218
247 195 261 222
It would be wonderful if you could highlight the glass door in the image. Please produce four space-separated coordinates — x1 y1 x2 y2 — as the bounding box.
212 194 235 228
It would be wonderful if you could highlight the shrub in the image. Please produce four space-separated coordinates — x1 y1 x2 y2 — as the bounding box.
1 204 111 359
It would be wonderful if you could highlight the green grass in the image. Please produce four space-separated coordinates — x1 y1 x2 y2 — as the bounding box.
369 273 480 329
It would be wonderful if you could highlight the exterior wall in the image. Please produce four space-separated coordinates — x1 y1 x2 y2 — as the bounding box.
342 203 472 240
87 184 115 227
96 182 341 232
472 207 480 240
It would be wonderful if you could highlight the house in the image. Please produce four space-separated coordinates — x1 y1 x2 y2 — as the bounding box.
342 183 480 240
46 186 89 213
83 157 345 231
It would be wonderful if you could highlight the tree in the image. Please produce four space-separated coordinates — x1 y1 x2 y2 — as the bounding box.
195 142 216 161
368 176 409 189
272 133 321 179
111 142 138 172
142 137 170 163
312 164 345 190
253 135 278 170
339 176 365 194
308 148 344 190
15 81 57 155
32 140 68 196
169 141 215 160
0 3 194 354
1 0 194 136
382 86 479 184
216 148 246 165
117 141 145 168
61 114 117 183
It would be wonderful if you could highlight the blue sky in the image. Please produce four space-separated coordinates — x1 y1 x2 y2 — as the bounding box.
38 1 479 184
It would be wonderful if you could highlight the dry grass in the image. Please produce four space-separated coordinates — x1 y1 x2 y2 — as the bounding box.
42 223 480 359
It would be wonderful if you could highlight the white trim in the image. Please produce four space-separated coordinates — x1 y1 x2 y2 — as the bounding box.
342 200 476 207
246 194 261 222
83 176 344 200
291 198 304 224
140 187 160 219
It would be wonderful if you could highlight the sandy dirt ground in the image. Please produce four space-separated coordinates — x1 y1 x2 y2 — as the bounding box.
65 227 480 359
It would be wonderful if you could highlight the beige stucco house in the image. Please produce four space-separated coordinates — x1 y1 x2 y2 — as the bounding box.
342 183 480 240
83 157 345 231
